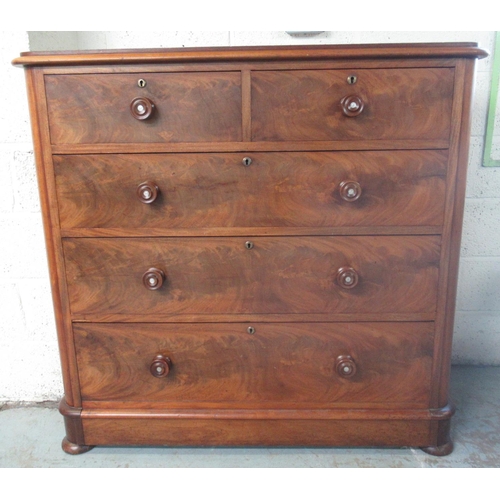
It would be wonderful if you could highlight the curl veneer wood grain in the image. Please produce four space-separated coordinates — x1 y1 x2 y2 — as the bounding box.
15 43 485 455
74 322 434 406
251 68 454 142
54 151 447 230
45 72 242 144
63 235 441 318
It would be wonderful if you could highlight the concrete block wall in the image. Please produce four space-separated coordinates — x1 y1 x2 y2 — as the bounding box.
1 31 498 402
1 31 61 401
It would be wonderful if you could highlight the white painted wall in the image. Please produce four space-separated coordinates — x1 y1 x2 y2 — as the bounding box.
1 31 62 401
1 31 498 402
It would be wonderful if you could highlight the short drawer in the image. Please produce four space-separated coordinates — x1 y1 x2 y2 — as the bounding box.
45 72 242 144
63 235 440 318
252 68 454 142
55 150 447 230
74 322 434 407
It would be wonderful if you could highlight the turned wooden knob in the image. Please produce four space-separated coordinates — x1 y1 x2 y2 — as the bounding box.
336 355 357 378
130 97 155 120
336 266 359 289
137 181 159 204
340 95 364 117
143 267 166 290
339 180 362 202
150 355 172 378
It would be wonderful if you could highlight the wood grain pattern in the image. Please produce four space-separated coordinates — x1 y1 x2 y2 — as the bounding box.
252 68 454 142
60 226 443 239
82 416 433 447
63 235 441 317
434 59 477 408
50 139 450 155
25 69 84 408
54 150 447 230
12 42 488 67
241 70 252 141
71 312 437 324
74 322 434 406
15 44 485 454
45 72 242 144
28 59 467 78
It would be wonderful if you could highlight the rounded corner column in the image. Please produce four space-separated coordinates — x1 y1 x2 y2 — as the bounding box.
59 397 94 455
421 403 455 456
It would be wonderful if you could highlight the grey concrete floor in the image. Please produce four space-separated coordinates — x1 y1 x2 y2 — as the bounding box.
1 366 499 467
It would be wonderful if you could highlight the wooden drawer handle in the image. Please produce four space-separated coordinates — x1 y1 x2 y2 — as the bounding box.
336 355 357 378
143 267 166 290
336 266 359 289
137 181 159 204
340 95 364 117
150 355 172 378
339 180 362 202
130 97 155 120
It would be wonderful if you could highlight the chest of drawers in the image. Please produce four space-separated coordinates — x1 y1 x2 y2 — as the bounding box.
14 43 487 455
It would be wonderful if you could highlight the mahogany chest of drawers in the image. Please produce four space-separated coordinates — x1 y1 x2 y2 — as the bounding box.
14 43 487 455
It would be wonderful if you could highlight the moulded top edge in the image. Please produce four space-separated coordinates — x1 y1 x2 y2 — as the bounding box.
12 42 489 67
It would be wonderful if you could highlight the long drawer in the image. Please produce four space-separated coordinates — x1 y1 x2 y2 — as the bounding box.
55 150 447 230
63 235 440 317
74 322 434 407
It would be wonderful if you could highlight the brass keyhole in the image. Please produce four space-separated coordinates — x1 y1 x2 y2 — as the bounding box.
138 78 147 88
347 75 357 85
242 157 252 167
247 326 255 334
245 241 254 249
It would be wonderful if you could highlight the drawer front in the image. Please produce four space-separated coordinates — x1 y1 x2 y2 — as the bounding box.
55 150 447 230
45 72 242 144
252 68 454 142
63 236 440 317
74 322 434 406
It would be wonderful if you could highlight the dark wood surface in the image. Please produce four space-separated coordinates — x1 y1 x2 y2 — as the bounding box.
50 139 450 155
63 235 440 317
74 321 434 406
251 68 454 142
25 68 83 408
45 72 242 144
82 416 433 447
12 42 488 67
434 59 477 410
54 150 447 230
16 43 484 454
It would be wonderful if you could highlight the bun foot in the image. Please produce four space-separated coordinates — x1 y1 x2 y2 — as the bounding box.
421 440 453 456
421 407 454 456
62 437 94 455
